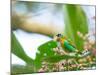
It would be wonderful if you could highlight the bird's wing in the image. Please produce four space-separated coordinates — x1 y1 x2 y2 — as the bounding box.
64 40 76 52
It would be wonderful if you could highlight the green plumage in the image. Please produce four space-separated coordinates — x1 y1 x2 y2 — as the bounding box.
55 34 77 52
63 40 76 52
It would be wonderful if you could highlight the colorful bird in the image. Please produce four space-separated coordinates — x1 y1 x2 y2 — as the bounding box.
54 34 78 52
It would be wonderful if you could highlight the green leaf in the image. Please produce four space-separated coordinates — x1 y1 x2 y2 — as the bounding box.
63 4 88 50
11 64 35 74
34 40 57 70
43 55 80 63
11 32 34 64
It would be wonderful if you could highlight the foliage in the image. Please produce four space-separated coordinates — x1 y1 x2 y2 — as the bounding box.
11 64 35 74
63 4 88 50
11 2 95 74
11 33 34 64
34 40 58 71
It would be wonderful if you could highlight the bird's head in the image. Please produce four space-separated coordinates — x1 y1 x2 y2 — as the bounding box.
53 34 63 41
56 34 62 37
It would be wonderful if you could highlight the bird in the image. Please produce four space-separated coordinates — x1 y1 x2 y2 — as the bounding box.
53 34 78 52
